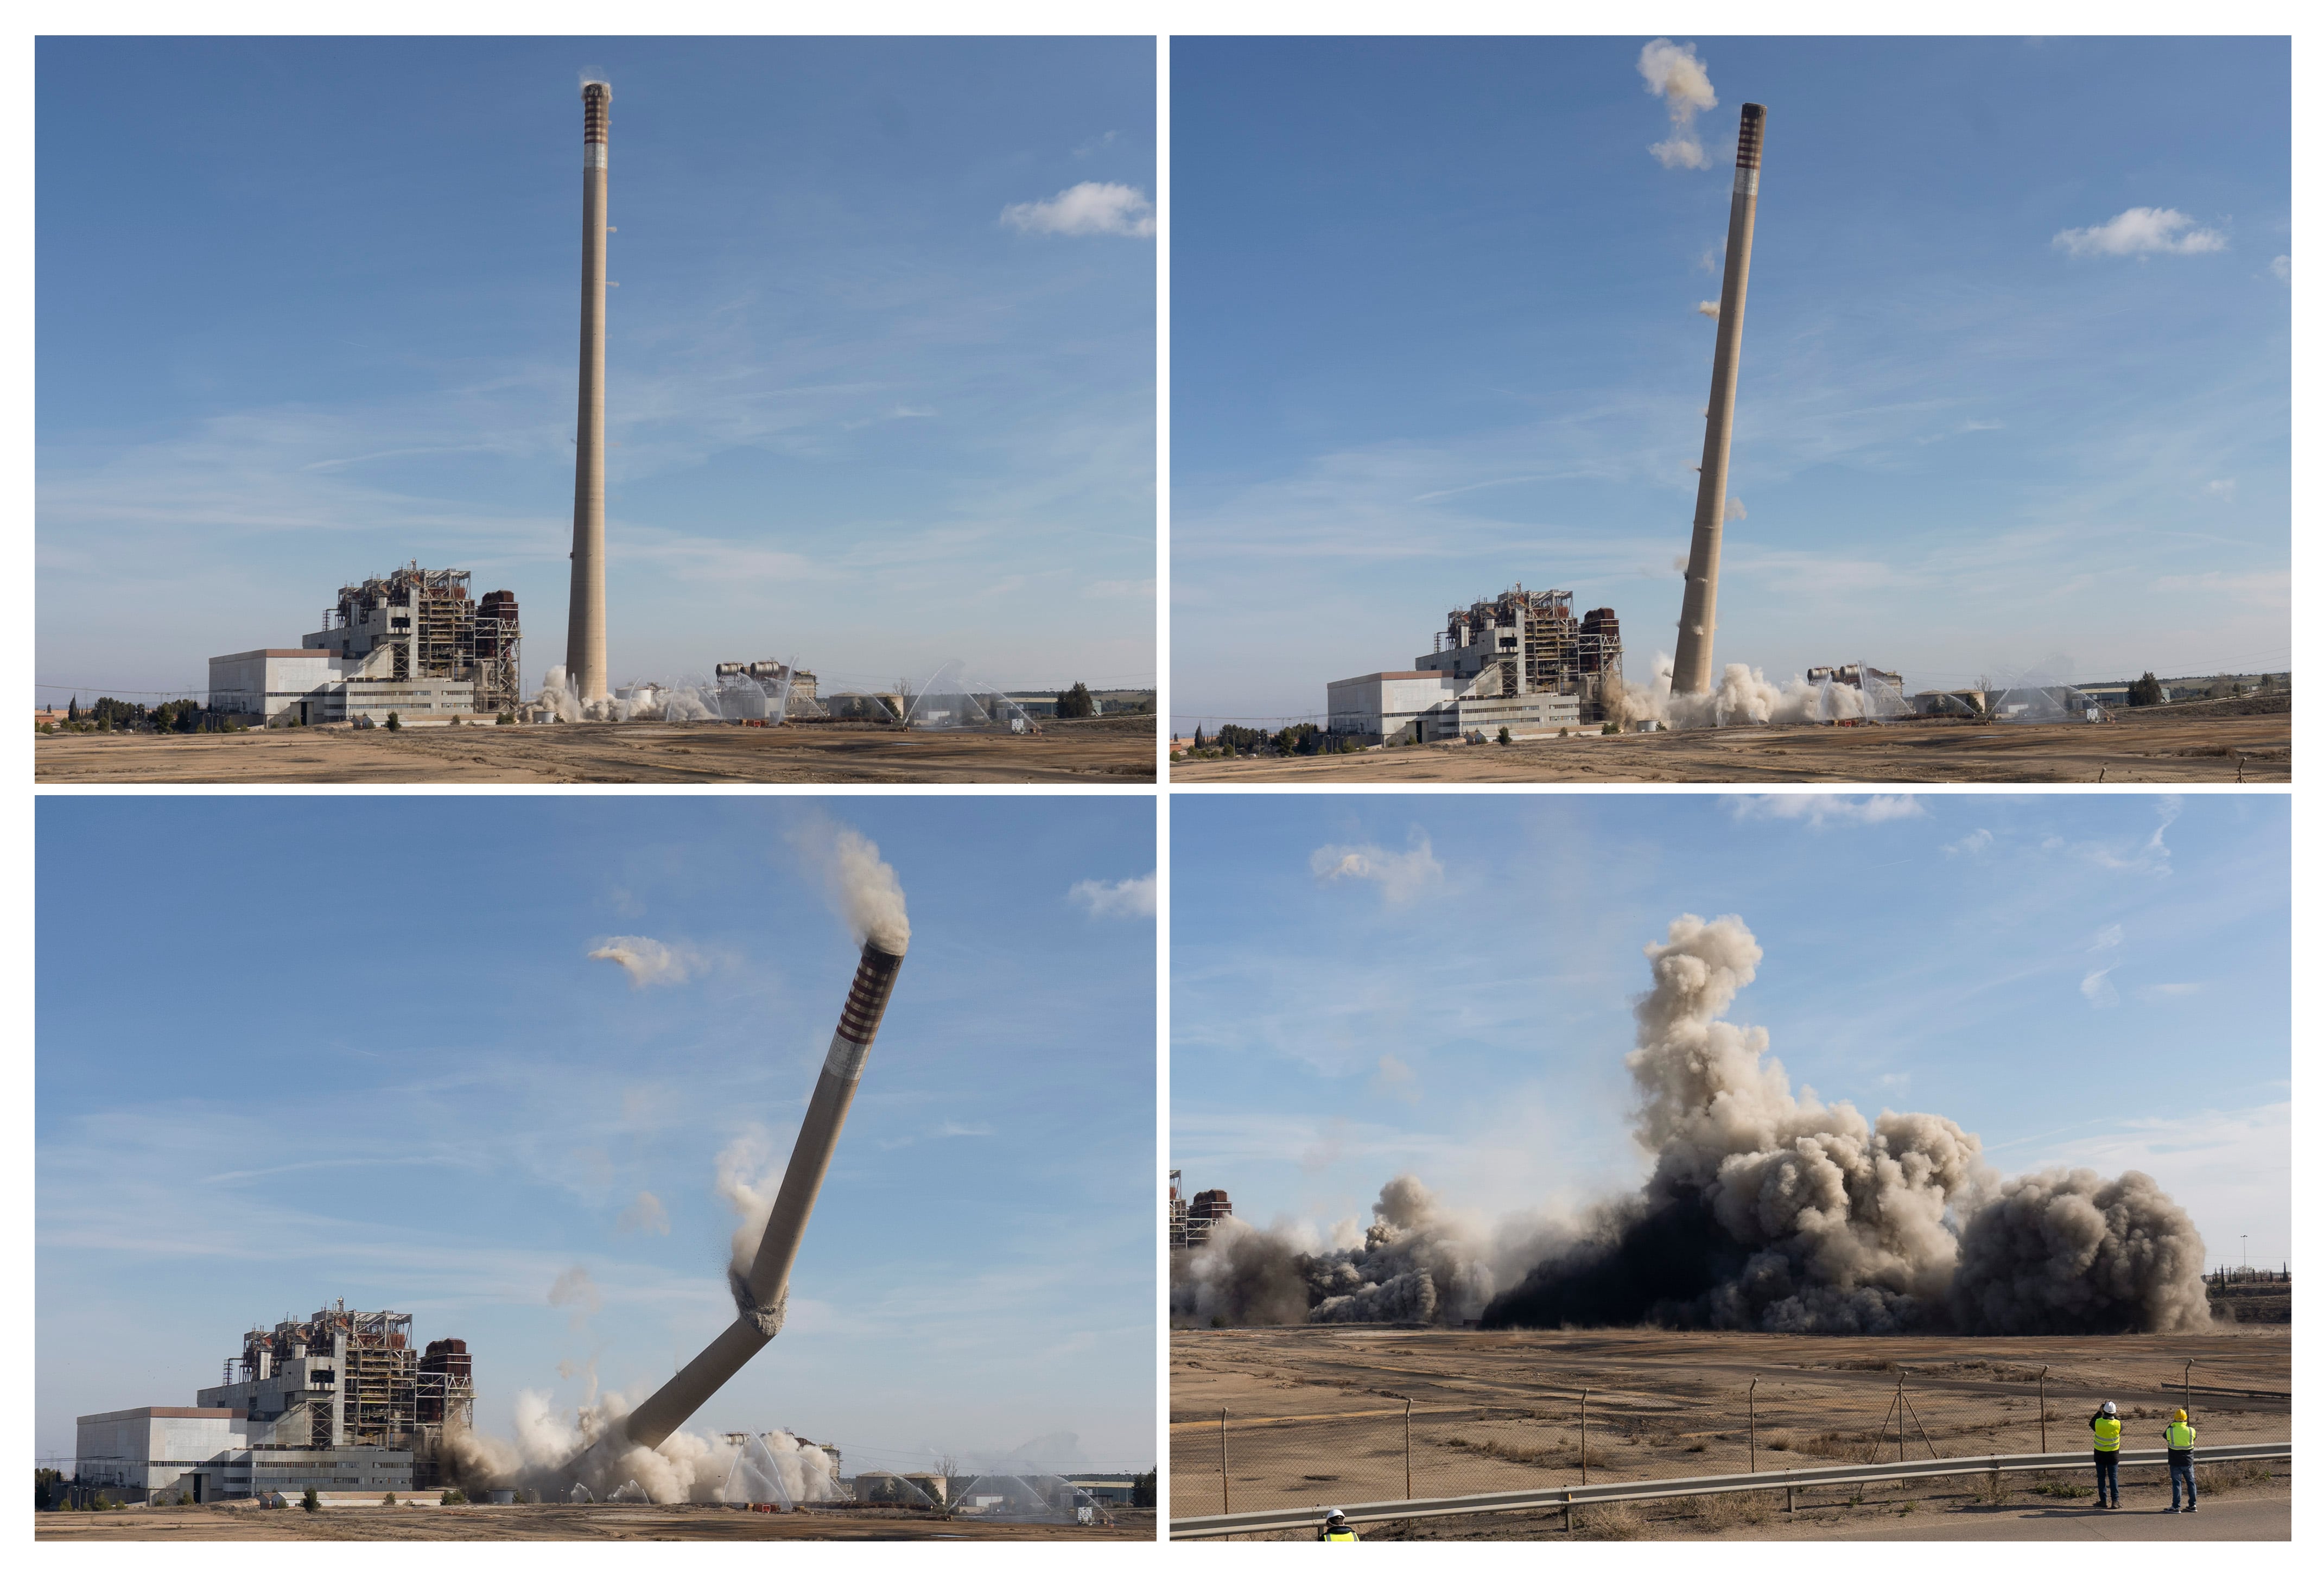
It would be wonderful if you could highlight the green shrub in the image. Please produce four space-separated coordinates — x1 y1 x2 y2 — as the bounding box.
441 1488 466 1505
302 1487 320 1514
384 712 402 732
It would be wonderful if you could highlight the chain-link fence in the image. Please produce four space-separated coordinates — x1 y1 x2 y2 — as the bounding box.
1170 1370 2288 1520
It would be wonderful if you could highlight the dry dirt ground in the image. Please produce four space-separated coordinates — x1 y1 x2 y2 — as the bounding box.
33 715 1156 785
1171 695 2290 784
1170 1325 2288 1540
35 1502 1157 1542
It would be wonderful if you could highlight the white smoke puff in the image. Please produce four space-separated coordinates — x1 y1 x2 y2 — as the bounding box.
716 1128 782 1281
449 1388 756 1505
1639 39 1717 169
588 936 699 988
1724 496 1746 522
789 816 911 954
1951 1169 2211 1334
1697 300 1720 320
1626 654 1910 732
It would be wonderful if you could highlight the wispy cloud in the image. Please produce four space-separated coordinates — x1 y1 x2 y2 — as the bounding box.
1310 830 1445 903
1944 828 1995 859
1068 871 1157 919
1731 794 1927 828
1000 182 1155 239
615 1191 670 1235
2053 207 2227 258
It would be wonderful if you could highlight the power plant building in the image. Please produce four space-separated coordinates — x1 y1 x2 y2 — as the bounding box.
208 564 522 726
1326 587 1622 744
73 1302 473 1503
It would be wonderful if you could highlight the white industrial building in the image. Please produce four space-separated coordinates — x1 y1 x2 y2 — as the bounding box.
72 1303 469 1503
1326 586 1620 744
208 564 520 727
1326 671 1583 746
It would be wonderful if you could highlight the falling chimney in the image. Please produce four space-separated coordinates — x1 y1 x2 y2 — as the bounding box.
565 81 612 706
1671 102 1765 697
620 941 907 1450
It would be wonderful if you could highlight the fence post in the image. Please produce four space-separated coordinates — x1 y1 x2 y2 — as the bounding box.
2039 1367 2048 1454
1580 1388 1589 1485
1896 1375 1906 1465
2183 1360 2193 1424
1404 1397 1413 1502
1786 1485 1795 1516
1219 1409 1229 1517
1749 1376 1758 1474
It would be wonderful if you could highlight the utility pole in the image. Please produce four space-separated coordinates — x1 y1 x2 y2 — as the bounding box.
1219 1409 1229 1516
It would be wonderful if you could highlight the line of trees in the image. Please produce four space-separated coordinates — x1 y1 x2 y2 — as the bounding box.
45 696 243 733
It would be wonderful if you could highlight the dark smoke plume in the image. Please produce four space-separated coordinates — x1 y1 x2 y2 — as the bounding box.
1175 913 2213 1336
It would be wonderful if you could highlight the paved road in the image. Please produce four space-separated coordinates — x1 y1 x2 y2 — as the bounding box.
1816 1496 2287 1541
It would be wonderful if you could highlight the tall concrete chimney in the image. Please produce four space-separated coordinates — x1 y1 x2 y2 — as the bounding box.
1671 102 1765 697
564 80 612 706
621 942 906 1450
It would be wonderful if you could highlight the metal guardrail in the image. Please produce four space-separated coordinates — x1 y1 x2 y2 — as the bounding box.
1168 1440 2290 1539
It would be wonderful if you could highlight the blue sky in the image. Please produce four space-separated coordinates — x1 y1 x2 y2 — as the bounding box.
1172 792 2289 1273
37 796 1157 1473
1171 37 2289 728
37 36 1155 704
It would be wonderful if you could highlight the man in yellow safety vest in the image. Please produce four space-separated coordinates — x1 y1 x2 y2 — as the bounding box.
2163 1409 2198 1513
2088 1401 2123 1508
1318 1508 1358 1541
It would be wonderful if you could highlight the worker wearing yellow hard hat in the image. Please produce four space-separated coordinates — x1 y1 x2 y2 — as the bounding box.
2164 1408 2198 1514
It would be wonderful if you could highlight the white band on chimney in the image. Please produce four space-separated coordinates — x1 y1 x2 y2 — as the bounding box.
1733 167 1758 198
822 1031 873 1083
586 145 608 170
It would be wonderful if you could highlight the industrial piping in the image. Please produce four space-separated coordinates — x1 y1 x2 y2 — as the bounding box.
1670 102 1765 697
620 941 906 1450
564 81 612 706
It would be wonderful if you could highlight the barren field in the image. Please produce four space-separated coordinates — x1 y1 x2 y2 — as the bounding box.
1170 1325 2288 1539
35 1502 1155 1542
1171 695 2289 784
33 715 1156 785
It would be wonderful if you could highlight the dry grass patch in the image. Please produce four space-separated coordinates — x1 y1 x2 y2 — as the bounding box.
2195 1459 2274 1496
1573 1502 1645 1540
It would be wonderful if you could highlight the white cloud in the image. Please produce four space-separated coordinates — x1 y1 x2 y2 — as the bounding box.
1069 871 1157 919
1724 495 1746 522
1310 830 1445 903
2269 255 2289 281
1372 1053 1422 1106
1943 828 1994 859
2090 923 2124 951
2077 795 2180 875
587 936 700 988
2205 478 2237 502
615 1191 670 1235
1732 794 1928 828
2052 207 2227 258
1000 181 1155 239
2133 981 2203 1004
1638 39 1717 170
2080 967 2120 1008
1697 300 1720 320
